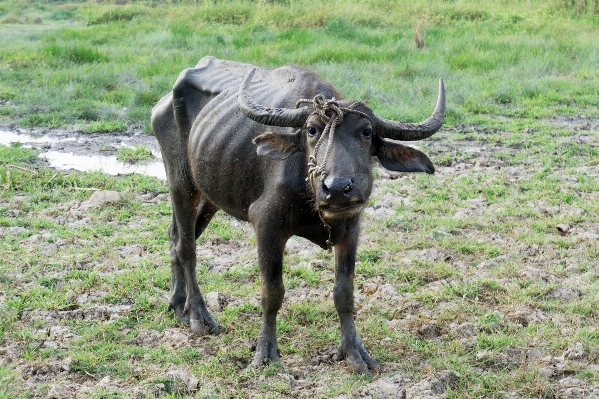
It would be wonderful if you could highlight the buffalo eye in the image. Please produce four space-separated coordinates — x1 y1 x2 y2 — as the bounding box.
362 128 372 139
307 126 317 137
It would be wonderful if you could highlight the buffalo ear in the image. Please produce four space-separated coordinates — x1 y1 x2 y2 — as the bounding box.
253 131 303 160
375 138 435 174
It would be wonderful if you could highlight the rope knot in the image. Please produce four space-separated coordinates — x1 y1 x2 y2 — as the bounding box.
308 94 344 125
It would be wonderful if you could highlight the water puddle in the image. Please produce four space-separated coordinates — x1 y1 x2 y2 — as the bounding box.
0 130 75 145
39 151 166 180
1 129 166 180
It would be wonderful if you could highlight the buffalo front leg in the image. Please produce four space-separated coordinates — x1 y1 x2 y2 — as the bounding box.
333 221 381 374
250 215 287 367
168 192 219 335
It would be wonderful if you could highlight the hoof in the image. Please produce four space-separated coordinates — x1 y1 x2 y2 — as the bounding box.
337 344 381 374
168 301 189 324
250 355 284 371
190 318 219 336
251 340 281 367
343 355 382 375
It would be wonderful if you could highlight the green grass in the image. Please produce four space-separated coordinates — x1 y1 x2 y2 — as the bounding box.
1 0 599 397
116 145 155 162
2 116 599 397
0 0 598 132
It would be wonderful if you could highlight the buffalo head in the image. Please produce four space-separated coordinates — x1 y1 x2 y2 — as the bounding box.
239 68 445 219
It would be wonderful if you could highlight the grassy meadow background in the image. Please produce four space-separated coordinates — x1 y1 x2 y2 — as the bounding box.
1 0 598 132
1 0 599 398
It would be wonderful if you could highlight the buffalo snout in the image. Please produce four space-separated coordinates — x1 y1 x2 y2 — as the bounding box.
322 175 354 200
317 174 367 219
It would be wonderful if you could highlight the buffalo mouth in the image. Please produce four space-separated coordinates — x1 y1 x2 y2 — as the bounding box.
318 199 365 218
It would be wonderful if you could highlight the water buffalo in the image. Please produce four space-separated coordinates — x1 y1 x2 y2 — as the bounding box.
151 56 445 373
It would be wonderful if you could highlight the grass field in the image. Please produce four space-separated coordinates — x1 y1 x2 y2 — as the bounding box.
1 0 599 398
1 0 598 132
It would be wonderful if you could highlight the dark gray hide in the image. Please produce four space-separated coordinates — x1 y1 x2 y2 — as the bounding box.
151 56 445 373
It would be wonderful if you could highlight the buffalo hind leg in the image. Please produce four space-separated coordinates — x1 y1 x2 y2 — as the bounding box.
333 221 382 374
168 192 219 335
168 213 188 322
250 212 286 367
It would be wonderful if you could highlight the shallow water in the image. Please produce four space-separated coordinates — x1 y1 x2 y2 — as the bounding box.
0 130 75 145
39 151 166 180
0 130 166 180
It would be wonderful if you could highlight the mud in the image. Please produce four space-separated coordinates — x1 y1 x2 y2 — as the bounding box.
0 125 165 180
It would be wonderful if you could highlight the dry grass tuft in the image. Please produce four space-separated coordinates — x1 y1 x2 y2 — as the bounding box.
414 21 424 49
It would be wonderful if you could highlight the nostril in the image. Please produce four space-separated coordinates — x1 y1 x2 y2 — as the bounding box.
322 176 353 199
343 181 353 193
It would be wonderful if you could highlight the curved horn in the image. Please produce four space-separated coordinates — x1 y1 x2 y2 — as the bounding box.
238 68 311 128
373 78 445 141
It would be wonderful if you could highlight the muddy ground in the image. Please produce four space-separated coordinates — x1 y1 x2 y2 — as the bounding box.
0 125 165 180
1 117 599 398
0 125 161 158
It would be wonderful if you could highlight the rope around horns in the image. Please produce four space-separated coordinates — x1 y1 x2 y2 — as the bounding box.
295 94 373 193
